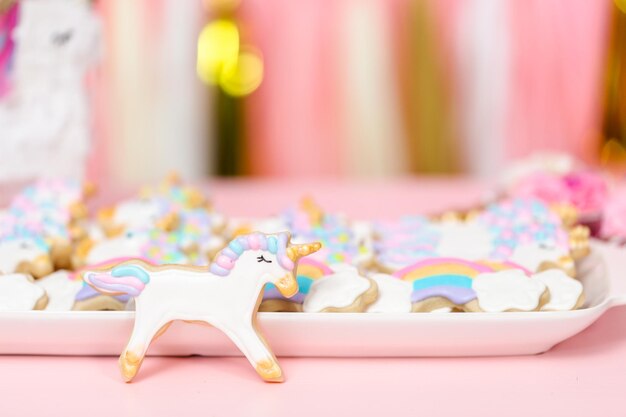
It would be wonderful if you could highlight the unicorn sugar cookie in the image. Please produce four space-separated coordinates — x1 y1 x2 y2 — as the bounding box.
82 232 321 383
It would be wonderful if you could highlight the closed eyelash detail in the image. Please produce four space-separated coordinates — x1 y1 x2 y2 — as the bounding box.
256 255 272 263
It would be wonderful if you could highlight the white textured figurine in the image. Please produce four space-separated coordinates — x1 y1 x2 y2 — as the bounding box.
0 0 101 182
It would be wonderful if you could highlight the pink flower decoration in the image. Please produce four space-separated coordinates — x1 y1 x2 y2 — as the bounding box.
510 172 570 206
510 171 608 216
562 171 608 215
602 187 626 240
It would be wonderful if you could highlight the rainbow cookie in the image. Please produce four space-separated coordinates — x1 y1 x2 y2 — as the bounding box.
302 268 378 313
0 273 48 311
81 232 320 383
392 258 493 312
393 257 552 312
260 258 333 312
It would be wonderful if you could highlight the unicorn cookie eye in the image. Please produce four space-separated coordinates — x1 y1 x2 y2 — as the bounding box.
20 241 32 250
51 29 73 46
257 255 272 263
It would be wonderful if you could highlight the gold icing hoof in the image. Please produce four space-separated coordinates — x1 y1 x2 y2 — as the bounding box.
256 359 284 382
119 350 144 383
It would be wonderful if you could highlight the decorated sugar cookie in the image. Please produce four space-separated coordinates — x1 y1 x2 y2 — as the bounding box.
469 269 549 312
365 273 412 313
0 235 53 278
35 270 83 311
392 258 494 312
532 269 584 311
260 258 333 312
97 175 218 237
476 198 582 274
82 232 321 383
302 268 378 313
392 257 553 312
97 198 178 237
374 199 588 277
0 273 48 311
74 229 188 268
284 199 374 268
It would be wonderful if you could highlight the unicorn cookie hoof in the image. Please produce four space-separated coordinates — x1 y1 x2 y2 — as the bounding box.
256 359 284 382
119 350 144 383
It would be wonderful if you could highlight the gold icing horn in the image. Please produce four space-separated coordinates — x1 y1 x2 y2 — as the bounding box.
286 242 322 261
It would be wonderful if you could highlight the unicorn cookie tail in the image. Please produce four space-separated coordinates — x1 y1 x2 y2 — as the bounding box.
84 265 151 297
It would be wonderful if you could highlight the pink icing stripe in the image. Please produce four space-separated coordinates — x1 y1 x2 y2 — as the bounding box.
248 234 260 250
216 255 235 269
88 273 146 292
499 261 532 275
392 258 493 278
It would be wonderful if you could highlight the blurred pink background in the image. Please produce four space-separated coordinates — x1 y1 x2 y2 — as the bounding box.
2 0 624 186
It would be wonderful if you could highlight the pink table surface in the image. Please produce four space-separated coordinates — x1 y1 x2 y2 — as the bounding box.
2 177 626 417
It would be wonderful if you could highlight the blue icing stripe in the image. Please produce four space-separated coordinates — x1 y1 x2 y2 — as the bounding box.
228 240 244 255
112 265 151 284
267 236 278 254
411 274 473 291
296 276 313 295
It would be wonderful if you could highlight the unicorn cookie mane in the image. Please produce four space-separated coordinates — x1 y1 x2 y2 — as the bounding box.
210 233 294 276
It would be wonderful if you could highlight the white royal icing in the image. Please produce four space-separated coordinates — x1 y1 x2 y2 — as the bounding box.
329 263 359 274
510 243 565 272
436 220 493 260
366 273 412 313
85 233 145 264
0 238 47 274
303 270 371 312
36 270 82 311
0 273 46 311
255 217 290 234
472 269 546 312
532 269 583 311
113 199 164 230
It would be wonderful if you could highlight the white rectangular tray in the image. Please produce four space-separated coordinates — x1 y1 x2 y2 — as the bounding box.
1 241 625 357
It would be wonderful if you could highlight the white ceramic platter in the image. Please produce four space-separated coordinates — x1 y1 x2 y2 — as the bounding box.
1 241 625 357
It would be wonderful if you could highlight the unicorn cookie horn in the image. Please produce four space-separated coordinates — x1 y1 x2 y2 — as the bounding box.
81 232 320 383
